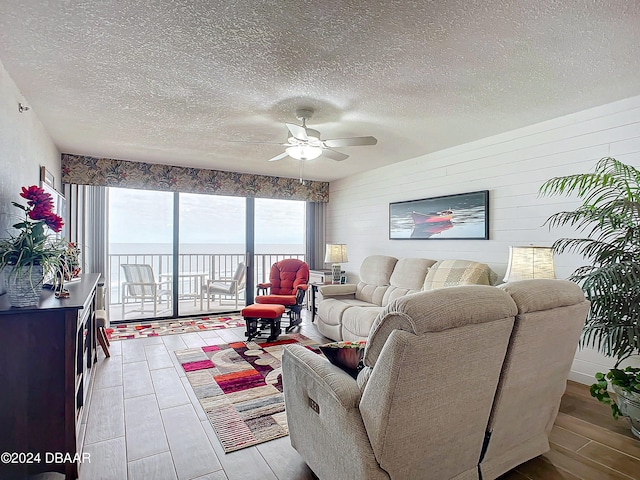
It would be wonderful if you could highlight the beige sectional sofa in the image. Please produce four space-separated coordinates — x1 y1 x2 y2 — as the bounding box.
283 279 590 479
317 255 498 341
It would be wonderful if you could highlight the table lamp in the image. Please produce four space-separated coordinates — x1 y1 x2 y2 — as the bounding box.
503 246 556 282
325 244 348 284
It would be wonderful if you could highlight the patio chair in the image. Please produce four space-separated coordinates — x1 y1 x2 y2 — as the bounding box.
201 262 246 310
256 258 309 331
120 264 172 317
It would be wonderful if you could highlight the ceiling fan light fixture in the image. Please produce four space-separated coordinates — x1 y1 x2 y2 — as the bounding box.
265 108 377 163
286 144 323 161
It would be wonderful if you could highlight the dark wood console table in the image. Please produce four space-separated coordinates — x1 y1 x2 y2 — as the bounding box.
0 273 100 480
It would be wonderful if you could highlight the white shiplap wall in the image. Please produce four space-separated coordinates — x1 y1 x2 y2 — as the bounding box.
326 94 640 384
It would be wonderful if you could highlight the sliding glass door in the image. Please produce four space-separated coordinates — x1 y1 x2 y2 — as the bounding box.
107 188 305 322
254 198 306 284
178 193 246 316
108 187 174 321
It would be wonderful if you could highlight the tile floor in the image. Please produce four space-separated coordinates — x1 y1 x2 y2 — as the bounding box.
80 311 324 480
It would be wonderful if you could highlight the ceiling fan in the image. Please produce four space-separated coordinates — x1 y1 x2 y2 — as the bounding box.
267 108 377 162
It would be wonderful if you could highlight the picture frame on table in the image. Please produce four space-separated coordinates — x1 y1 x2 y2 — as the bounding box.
40 166 55 188
389 190 489 240
38 168 66 239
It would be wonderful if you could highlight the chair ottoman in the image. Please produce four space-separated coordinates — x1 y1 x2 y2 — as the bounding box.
242 304 286 342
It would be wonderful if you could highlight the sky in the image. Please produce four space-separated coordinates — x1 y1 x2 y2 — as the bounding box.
108 187 305 245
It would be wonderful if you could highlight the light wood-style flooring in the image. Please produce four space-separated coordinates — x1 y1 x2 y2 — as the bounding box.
80 311 640 480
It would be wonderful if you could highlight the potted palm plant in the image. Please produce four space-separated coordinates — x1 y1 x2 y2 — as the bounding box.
0 185 65 307
539 157 640 438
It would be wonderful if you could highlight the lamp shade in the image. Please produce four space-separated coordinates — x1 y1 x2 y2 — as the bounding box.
504 246 555 282
325 244 348 264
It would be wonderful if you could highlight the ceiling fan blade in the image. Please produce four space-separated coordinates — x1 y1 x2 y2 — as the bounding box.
322 149 349 161
323 136 377 148
286 123 308 141
268 152 290 162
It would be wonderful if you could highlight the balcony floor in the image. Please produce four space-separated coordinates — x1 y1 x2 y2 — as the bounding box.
109 298 245 323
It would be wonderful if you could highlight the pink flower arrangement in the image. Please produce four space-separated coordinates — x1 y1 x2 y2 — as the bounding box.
0 185 66 273
20 185 64 232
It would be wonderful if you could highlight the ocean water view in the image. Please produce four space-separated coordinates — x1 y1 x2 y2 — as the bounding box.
110 242 304 255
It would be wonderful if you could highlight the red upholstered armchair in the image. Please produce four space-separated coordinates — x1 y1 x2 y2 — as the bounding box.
256 258 309 331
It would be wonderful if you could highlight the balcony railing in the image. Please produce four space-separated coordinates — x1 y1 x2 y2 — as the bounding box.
108 252 306 307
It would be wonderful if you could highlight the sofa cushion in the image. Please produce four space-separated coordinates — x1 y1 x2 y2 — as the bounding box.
318 298 377 328
355 255 397 305
355 283 390 307
342 306 385 341
498 278 588 314
382 258 436 306
423 259 497 290
359 255 398 285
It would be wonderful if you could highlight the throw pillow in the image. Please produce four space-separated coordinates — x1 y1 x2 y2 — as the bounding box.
319 341 366 378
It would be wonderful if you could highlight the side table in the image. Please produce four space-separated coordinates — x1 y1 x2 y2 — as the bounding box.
309 282 331 322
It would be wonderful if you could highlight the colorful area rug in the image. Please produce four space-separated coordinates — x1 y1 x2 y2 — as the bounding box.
175 333 321 452
106 315 245 340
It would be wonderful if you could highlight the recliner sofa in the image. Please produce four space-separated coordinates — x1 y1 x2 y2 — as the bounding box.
316 255 497 341
283 279 590 479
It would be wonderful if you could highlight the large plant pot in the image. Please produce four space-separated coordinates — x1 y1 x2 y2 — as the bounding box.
5 265 44 307
613 384 640 439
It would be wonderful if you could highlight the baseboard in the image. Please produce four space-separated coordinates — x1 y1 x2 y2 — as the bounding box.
568 370 594 386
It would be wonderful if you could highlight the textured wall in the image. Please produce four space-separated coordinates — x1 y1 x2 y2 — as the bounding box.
327 94 640 383
0 61 60 244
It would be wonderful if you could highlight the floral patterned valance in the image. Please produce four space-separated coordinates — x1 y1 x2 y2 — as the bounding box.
61 154 329 203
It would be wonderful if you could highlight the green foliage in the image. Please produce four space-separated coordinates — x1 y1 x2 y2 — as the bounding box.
590 367 640 419
539 157 640 362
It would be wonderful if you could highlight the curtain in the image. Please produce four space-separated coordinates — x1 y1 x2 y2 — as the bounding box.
86 186 108 279
306 202 326 270
63 184 108 300
62 183 86 268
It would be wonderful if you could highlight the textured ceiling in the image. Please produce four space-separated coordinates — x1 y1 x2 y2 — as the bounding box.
1 1 640 182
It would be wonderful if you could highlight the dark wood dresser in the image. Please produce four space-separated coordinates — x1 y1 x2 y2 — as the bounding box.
0 273 100 480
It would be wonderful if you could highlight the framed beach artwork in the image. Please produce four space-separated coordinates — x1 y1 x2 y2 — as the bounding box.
389 190 489 240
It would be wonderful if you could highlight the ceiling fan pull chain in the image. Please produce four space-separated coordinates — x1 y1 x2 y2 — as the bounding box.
299 161 306 185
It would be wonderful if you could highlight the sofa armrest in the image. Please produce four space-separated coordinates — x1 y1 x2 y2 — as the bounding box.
319 283 357 298
282 344 385 479
283 344 361 408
